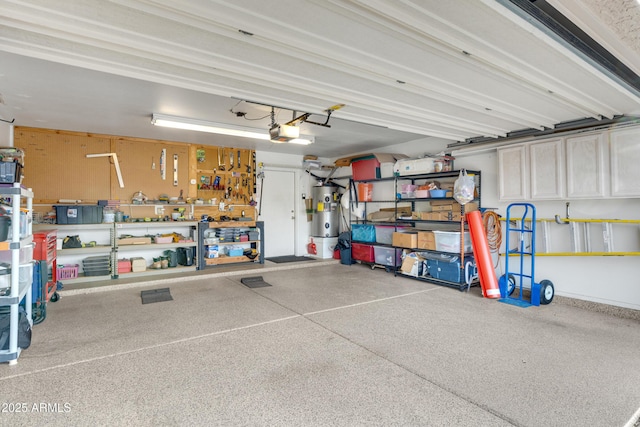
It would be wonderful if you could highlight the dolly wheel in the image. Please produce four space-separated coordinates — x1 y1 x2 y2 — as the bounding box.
540 280 554 305
499 274 517 296
50 292 60 303
507 274 516 296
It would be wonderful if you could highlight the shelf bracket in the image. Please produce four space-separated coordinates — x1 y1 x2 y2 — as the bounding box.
86 153 125 188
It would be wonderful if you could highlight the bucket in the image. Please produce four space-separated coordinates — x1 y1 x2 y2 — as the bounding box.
103 209 115 223
357 183 373 202
0 216 9 241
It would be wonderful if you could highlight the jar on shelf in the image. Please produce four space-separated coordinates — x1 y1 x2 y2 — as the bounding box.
103 208 115 223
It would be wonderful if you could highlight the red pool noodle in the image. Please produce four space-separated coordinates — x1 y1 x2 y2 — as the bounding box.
466 210 500 298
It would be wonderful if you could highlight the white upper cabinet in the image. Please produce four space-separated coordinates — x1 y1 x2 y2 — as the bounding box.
566 133 607 198
529 138 564 200
609 127 640 197
497 125 640 201
498 145 527 200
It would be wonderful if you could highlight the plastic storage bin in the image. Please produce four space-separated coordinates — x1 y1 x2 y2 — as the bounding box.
433 231 472 253
57 264 79 280
18 262 33 289
0 244 33 264
357 183 373 202
227 247 243 257
55 205 104 224
0 161 22 183
351 243 375 263
374 225 409 245
352 157 381 181
351 224 376 243
426 255 473 283
373 246 402 267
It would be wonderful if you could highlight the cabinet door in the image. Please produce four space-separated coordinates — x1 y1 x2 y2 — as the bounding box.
529 138 564 200
610 127 640 197
498 146 527 201
566 133 606 198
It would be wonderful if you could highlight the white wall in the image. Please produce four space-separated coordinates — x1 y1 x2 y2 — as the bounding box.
0 123 12 146
453 149 640 310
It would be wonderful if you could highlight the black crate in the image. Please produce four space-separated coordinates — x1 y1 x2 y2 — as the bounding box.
55 205 82 224
55 205 104 224
82 255 111 276
82 206 104 224
0 161 22 183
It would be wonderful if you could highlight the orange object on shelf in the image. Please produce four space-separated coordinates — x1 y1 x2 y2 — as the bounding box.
357 183 373 202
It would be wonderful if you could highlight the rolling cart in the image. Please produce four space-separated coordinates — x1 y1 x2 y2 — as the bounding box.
498 203 554 307
31 230 60 324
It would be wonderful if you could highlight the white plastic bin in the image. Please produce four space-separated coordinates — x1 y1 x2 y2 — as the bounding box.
433 231 472 253
373 246 402 267
375 225 408 245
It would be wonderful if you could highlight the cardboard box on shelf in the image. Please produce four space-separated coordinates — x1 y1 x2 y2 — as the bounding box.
417 231 436 250
367 206 412 222
431 201 461 212
400 253 426 277
118 236 152 245
392 232 417 248
420 211 461 221
464 202 479 213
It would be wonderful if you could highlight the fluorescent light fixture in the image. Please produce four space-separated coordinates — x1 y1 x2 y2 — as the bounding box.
151 113 314 144
152 113 269 140
288 138 314 145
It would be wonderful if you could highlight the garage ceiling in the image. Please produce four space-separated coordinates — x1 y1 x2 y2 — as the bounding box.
0 0 639 158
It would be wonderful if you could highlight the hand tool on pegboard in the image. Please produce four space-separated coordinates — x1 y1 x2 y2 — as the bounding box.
218 147 225 171
173 154 178 186
160 149 166 180
252 151 256 193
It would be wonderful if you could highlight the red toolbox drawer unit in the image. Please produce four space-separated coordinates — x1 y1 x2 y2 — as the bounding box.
33 229 58 303
351 243 375 263
33 229 57 262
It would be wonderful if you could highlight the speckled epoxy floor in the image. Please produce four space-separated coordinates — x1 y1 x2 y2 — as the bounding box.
1 261 639 426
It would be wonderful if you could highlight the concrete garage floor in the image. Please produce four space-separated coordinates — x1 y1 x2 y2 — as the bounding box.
2 261 640 426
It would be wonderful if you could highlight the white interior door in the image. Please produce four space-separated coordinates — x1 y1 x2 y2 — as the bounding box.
259 169 295 257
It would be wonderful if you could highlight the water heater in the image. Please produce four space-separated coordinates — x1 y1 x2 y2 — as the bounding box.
311 185 339 237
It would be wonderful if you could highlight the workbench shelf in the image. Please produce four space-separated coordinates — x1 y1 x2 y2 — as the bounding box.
34 221 198 284
114 222 197 276
197 221 264 269
0 184 34 364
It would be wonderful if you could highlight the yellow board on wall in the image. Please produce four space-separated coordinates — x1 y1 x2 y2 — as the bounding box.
15 128 111 203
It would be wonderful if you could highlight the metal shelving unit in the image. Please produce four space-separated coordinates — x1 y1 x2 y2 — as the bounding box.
394 170 481 291
350 170 482 291
197 221 264 269
0 184 34 364
113 221 198 277
33 221 199 283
